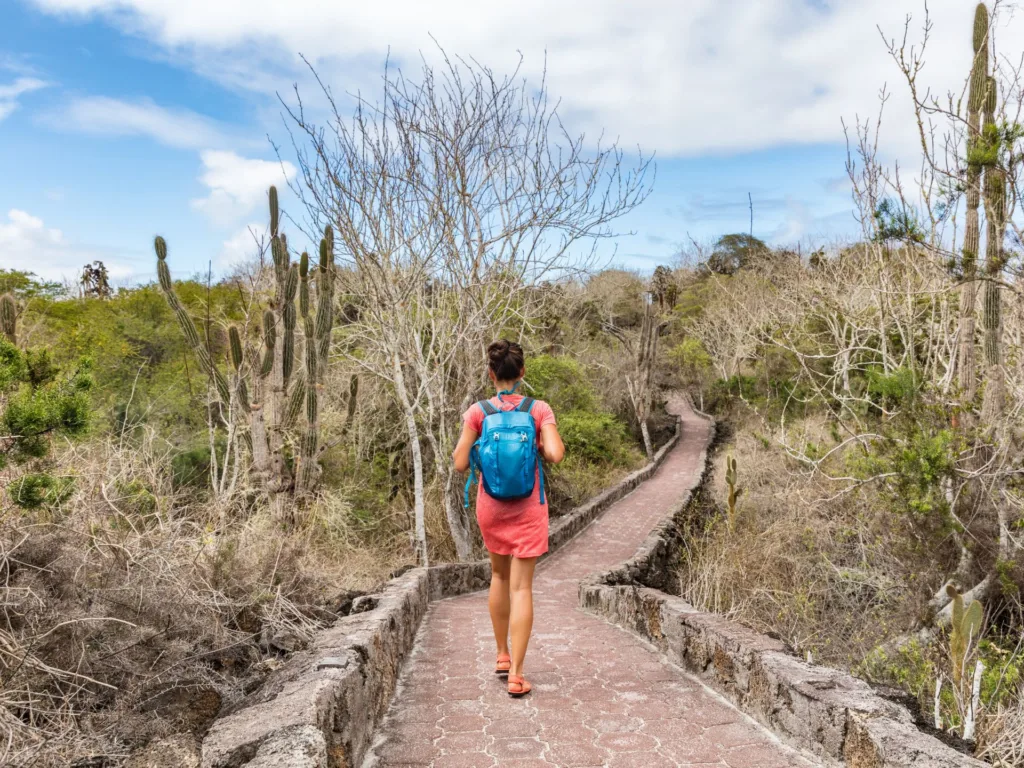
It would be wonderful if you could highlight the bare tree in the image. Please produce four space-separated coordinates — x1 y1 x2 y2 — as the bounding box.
603 290 665 458
283 50 652 562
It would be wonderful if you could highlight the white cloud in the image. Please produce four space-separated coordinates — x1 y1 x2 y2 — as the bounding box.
218 223 265 269
0 209 134 281
56 96 227 149
191 150 296 226
0 77 49 122
22 0 1024 161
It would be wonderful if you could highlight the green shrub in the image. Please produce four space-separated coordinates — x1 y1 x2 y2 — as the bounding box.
978 638 1023 710
114 479 159 517
556 409 634 466
851 426 955 520
1 357 92 464
25 348 58 387
524 355 598 413
171 443 215 491
666 338 712 376
708 375 760 409
0 339 27 390
8 472 75 510
867 366 920 408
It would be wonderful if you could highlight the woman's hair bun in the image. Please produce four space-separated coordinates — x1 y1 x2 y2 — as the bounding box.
488 339 510 360
487 339 524 381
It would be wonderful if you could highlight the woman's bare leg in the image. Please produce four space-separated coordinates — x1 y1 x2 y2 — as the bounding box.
488 552 512 656
508 556 538 677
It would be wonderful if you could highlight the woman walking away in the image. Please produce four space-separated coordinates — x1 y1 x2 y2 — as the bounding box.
453 340 565 697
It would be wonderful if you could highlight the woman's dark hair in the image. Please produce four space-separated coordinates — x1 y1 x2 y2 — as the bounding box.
487 339 525 381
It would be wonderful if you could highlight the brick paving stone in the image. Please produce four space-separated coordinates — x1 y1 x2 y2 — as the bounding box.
438 714 489 732
437 753 497 768
539 720 597 743
605 752 679 768
641 717 704 741
584 714 642 734
484 717 541 738
487 737 548 761
657 736 727 764
375 735 435 764
363 400 821 768
595 732 659 752
544 741 610 766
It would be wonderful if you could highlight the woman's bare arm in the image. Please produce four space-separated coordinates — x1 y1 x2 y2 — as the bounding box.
540 423 565 464
452 422 478 472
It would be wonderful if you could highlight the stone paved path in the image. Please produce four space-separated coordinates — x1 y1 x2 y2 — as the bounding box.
364 401 819 767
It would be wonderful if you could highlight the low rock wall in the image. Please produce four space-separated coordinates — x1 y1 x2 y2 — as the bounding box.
579 412 987 768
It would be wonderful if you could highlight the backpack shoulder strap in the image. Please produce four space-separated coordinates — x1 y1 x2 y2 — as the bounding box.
516 397 536 414
478 399 499 416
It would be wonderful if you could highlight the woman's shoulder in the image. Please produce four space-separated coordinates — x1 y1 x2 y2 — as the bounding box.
529 398 556 424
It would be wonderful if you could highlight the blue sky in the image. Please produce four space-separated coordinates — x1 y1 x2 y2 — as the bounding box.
0 0 1009 284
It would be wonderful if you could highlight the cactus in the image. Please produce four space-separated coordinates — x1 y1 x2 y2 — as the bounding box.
284 376 306 429
958 3 990 403
725 453 739 531
982 74 1007 372
973 2 988 51
969 4 989 113
155 237 230 405
155 186 338 519
260 310 275 377
948 585 984 688
269 186 279 237
1 293 17 345
228 326 244 370
299 252 310 317
294 227 335 495
315 227 335 369
939 585 986 739
282 302 296 385
343 374 358 433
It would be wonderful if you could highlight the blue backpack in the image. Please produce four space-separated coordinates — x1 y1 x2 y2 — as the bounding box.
464 397 546 508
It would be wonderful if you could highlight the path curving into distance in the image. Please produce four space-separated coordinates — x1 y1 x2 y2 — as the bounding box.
363 399 819 768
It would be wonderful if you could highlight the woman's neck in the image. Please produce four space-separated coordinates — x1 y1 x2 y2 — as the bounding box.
494 380 520 394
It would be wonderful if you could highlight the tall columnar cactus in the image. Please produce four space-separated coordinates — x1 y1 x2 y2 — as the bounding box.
957 2 990 403
725 453 739 532
155 187 338 518
0 293 17 345
293 235 336 495
982 74 1007 373
156 238 231 405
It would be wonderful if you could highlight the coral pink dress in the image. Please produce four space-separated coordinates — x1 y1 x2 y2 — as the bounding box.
462 394 556 559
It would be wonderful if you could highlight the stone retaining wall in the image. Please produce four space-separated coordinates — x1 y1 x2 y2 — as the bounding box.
200 423 682 768
579 413 988 768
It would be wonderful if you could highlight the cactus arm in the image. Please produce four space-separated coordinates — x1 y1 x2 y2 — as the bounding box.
154 237 230 405
343 374 358 435
0 293 17 345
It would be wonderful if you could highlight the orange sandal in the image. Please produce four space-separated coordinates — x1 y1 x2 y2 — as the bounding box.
495 654 511 675
507 674 532 697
